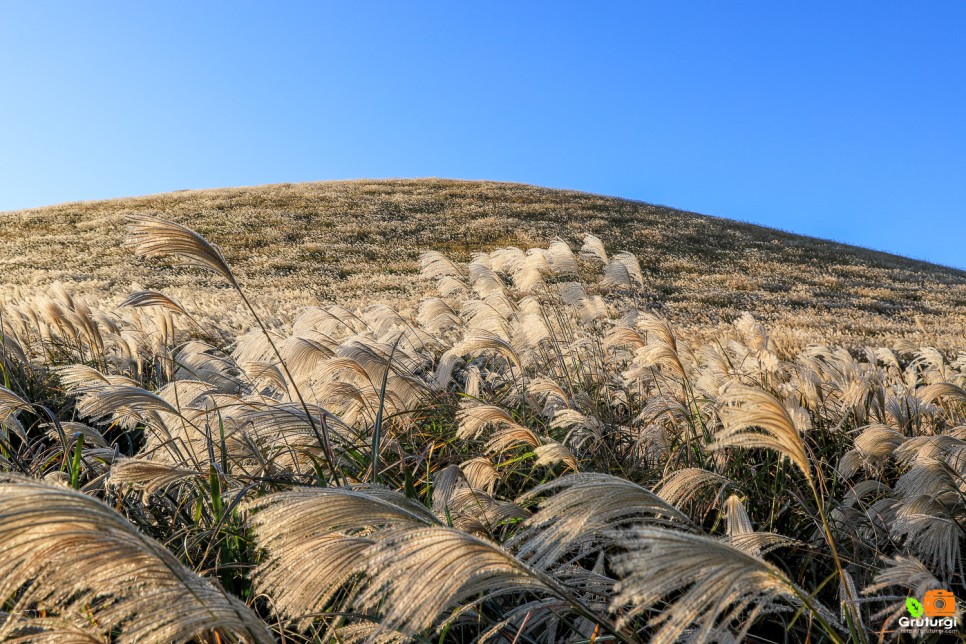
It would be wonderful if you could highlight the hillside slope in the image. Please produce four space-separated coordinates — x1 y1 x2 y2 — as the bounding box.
3 178 964 346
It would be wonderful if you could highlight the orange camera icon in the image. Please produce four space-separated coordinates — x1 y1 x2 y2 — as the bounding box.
923 589 957 617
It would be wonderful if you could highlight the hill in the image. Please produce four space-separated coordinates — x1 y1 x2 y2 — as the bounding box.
3 179 966 641
3 178 964 346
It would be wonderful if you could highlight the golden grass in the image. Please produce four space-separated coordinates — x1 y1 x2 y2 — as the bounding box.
4 178 966 347
2 186 966 641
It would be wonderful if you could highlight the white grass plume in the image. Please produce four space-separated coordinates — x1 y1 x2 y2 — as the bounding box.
712 384 813 483
118 290 193 318
0 387 31 423
0 475 271 643
353 527 553 636
610 526 837 643
125 214 239 288
511 473 689 571
247 486 440 626
656 467 731 509
108 458 205 500
248 485 621 639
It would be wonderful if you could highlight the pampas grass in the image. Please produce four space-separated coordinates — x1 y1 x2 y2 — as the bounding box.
0 475 271 643
1 210 965 642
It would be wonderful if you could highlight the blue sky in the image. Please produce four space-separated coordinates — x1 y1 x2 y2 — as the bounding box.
2 2 964 267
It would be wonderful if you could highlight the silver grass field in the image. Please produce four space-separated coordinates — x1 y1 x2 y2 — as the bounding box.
0 205 964 643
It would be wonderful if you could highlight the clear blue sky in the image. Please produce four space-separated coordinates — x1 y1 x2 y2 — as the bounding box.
2 2 964 267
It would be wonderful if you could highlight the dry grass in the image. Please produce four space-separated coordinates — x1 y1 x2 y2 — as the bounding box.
4 178 966 347
1 185 965 642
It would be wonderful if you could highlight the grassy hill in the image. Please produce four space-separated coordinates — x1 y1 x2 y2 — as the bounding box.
3 179 966 641
4 178 964 346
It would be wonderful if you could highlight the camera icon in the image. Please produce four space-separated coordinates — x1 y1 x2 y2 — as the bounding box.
923 589 957 617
